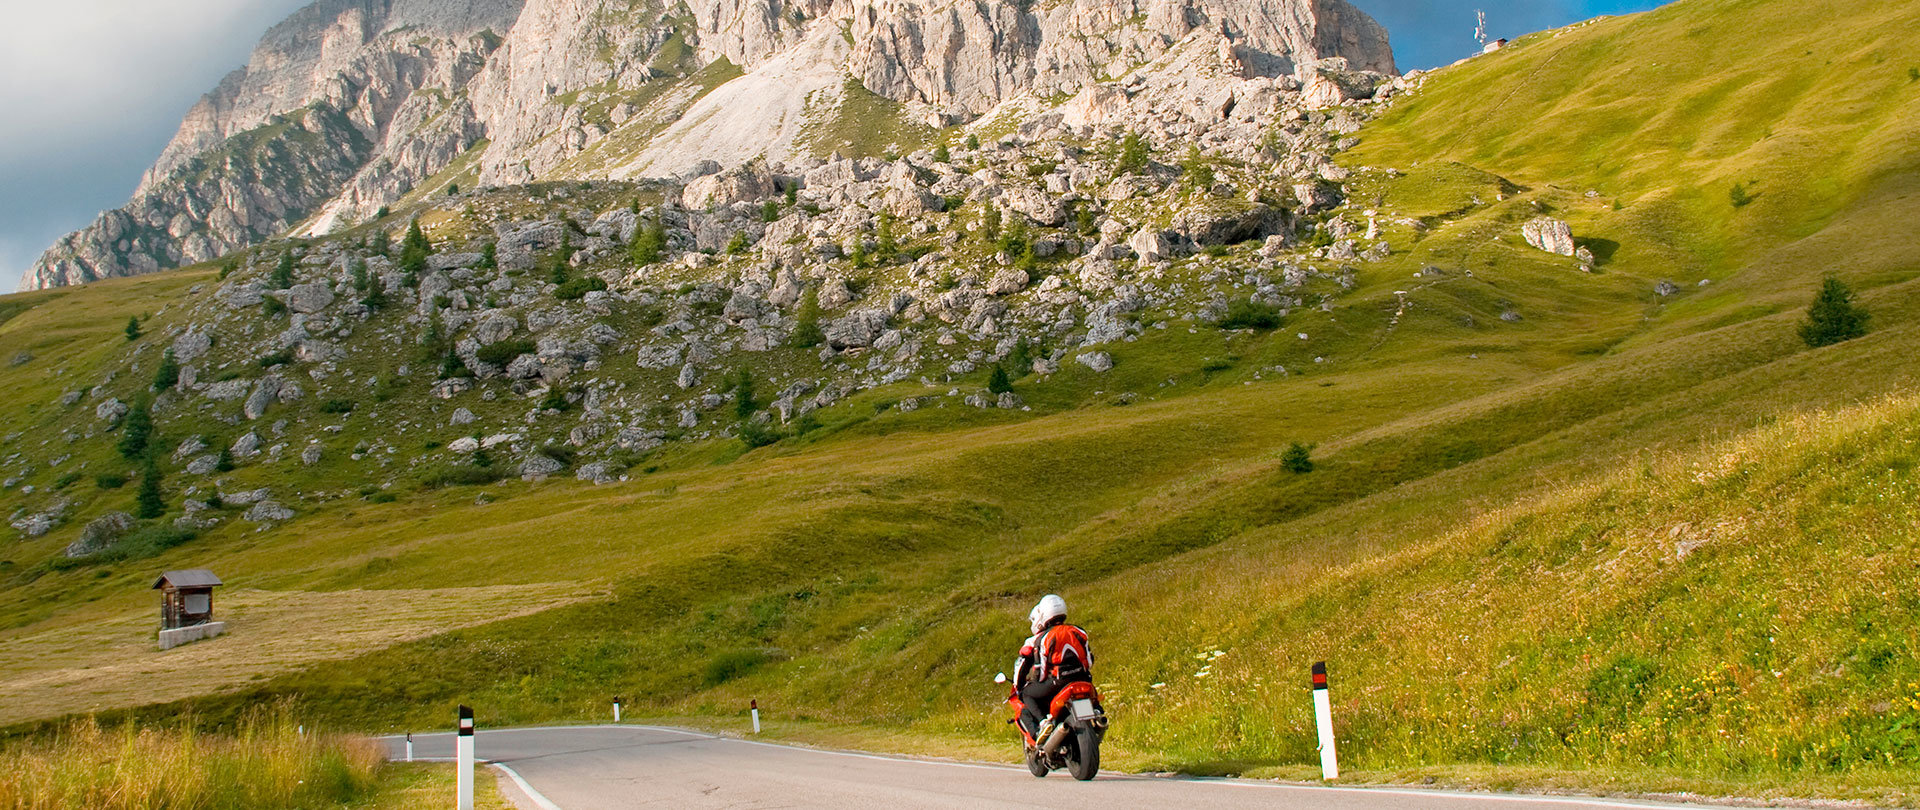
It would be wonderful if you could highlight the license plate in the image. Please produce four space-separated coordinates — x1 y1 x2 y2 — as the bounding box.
1071 699 1098 720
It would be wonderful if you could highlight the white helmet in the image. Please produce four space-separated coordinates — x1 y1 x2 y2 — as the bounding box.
1028 594 1067 635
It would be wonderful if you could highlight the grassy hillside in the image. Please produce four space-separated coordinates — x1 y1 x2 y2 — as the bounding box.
2 0 1918 800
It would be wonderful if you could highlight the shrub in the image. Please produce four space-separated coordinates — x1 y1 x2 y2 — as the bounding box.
366 490 398 503
478 241 498 270
875 212 898 262
375 205 390 219
1282 442 1315 474
262 296 288 317
218 259 238 281
733 369 757 420
95 473 128 490
987 363 1013 394
446 183 460 196
53 472 80 490
726 230 750 255
123 316 141 342
540 388 572 413
258 348 295 368
964 133 980 151
319 398 356 414
361 280 388 311
761 199 781 222
439 350 473 379
704 648 771 685
475 339 535 367
1219 298 1283 330
1799 276 1871 348
215 447 235 473
420 464 501 488
537 444 576 466
555 276 607 300
738 419 782 448
932 141 951 163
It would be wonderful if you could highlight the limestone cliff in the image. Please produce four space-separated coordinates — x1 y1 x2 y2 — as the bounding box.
23 0 1393 290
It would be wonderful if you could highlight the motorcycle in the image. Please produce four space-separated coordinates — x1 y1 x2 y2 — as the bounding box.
995 672 1107 780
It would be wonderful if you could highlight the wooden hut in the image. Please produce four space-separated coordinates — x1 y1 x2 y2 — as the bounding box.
153 569 226 650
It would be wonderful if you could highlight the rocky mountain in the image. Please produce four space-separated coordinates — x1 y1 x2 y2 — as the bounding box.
21 0 1393 291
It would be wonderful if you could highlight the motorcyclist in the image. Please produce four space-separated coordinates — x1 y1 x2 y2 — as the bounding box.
1011 594 1093 741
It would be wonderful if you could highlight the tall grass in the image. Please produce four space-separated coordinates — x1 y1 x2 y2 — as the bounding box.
0 706 380 810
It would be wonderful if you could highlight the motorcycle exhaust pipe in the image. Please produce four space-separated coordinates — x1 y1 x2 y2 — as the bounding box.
1040 720 1072 755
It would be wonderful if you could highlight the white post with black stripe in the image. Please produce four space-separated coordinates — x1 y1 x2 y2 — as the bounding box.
750 699 761 734
613 696 622 723
404 731 413 762
1311 661 1338 780
456 705 476 810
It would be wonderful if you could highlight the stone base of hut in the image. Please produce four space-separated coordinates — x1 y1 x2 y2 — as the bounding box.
158 621 226 651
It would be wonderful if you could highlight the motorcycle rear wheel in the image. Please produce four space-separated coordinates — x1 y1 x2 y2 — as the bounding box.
1026 748 1050 777
1066 726 1100 781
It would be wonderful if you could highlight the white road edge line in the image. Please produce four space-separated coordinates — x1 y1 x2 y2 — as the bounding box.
378 725 1690 809
492 762 564 810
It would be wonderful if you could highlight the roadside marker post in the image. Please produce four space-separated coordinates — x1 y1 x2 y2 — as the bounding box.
613 696 622 723
1311 662 1338 780
404 731 413 762
456 705 475 810
750 699 761 734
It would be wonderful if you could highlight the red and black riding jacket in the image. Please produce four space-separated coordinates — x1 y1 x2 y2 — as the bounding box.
1037 623 1094 681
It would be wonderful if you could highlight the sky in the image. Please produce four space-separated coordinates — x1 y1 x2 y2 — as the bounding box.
0 0 1668 291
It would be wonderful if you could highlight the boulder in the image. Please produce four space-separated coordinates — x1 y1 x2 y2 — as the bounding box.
243 376 281 420
518 454 566 481
245 500 294 522
682 164 776 209
1129 227 1173 262
286 282 334 313
63 511 134 558
171 329 213 364
95 398 128 423
1522 218 1576 256
300 444 323 466
986 267 1030 296
449 436 481 454
1076 351 1114 372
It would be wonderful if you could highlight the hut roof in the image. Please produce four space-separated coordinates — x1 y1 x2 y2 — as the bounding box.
152 569 223 589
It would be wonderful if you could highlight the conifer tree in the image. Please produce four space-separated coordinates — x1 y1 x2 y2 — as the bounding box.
124 316 142 342
152 349 180 391
270 251 295 289
478 241 498 271
732 369 757 420
116 399 153 461
987 363 1013 394
1799 276 1871 348
933 141 951 163
791 289 824 347
135 456 165 519
1117 131 1149 175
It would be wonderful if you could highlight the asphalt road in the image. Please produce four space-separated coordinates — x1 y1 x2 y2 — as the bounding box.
381 725 1714 810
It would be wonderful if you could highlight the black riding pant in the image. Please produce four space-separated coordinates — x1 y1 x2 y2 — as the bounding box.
1019 671 1091 732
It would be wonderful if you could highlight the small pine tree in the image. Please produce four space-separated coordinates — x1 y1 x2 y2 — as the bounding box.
965 133 980 150
1117 132 1149 175
1283 442 1315 474
1729 182 1756 208
1008 338 1034 375
116 399 153 461
987 363 1013 394
761 199 781 222
362 277 388 311
215 446 235 472
446 183 460 196
152 349 180 391
980 206 1002 243
124 316 142 342
375 205 390 219
1799 276 1871 348
875 212 897 263
350 259 370 292
439 349 469 379
849 238 869 269
135 457 165 519
732 369 757 420
785 185 798 205
933 141 951 163
726 230 750 255
218 259 238 280
478 242 498 271
400 219 431 285
792 290 825 347
370 228 391 257
629 218 665 266
1183 145 1215 188
270 251 295 289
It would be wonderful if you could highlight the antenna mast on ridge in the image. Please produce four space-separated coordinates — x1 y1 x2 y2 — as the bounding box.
1474 10 1489 46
